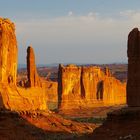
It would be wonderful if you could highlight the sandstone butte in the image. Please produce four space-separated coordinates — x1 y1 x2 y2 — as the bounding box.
58 64 126 110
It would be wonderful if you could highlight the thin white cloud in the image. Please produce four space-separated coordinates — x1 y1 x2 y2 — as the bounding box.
68 11 73 16
88 12 99 18
120 10 136 17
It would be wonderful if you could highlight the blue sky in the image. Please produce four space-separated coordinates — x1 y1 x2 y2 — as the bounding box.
1 0 140 64
1 0 140 20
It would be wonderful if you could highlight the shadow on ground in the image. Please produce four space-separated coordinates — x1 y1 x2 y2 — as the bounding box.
77 109 140 140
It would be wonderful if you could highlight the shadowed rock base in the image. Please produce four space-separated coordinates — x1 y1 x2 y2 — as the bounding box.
77 107 140 140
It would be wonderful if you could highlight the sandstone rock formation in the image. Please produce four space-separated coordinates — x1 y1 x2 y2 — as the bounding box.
127 28 140 106
58 64 82 109
81 66 104 101
0 18 17 85
27 46 42 87
103 77 126 105
58 64 126 110
0 18 47 111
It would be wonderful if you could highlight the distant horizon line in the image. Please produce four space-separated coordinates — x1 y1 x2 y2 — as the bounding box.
18 62 127 68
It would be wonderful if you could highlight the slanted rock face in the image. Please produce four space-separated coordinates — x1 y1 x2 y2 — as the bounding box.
58 64 126 110
0 18 17 85
27 46 42 87
127 28 140 106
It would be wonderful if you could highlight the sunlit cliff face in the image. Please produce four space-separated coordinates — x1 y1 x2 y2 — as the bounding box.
58 64 126 110
0 18 17 85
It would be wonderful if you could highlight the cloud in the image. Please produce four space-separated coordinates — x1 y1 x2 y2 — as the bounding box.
15 11 140 64
120 10 136 17
119 10 140 23
88 12 99 17
68 11 73 16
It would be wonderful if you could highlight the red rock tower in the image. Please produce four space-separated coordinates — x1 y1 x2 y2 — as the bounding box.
127 28 140 106
27 46 42 87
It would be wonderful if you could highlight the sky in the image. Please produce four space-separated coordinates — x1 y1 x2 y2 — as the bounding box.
1 0 140 64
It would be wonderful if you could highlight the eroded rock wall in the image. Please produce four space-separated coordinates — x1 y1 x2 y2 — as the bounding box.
58 64 126 110
103 77 126 105
81 66 104 106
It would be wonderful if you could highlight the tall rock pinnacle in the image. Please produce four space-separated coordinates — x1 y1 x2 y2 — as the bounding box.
127 28 140 106
27 46 42 87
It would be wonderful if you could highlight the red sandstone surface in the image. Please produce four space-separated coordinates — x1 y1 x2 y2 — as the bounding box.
58 64 126 110
27 46 43 87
